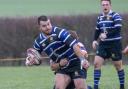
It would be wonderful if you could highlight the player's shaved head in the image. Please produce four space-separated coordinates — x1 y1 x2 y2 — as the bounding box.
101 0 111 4
38 15 48 25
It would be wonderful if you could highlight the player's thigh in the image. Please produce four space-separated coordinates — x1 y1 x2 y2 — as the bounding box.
55 73 71 88
74 78 86 89
111 40 122 61
72 70 87 89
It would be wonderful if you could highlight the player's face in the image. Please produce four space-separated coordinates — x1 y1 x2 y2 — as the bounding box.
101 1 111 14
39 19 52 35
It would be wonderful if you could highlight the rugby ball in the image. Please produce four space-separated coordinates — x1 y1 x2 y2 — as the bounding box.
25 48 41 66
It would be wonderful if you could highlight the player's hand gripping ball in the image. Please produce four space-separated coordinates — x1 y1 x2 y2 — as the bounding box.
25 48 41 66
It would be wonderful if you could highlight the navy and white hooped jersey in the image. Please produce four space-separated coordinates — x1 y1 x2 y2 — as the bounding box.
33 26 82 71
96 10 122 41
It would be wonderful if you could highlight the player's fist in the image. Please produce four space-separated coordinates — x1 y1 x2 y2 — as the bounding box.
92 41 98 50
122 46 128 55
59 58 68 67
99 33 107 41
81 60 90 69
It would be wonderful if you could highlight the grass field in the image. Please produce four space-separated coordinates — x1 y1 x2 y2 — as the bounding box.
0 65 127 89
0 0 128 17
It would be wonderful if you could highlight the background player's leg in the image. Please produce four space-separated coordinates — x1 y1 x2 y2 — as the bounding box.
94 56 104 89
113 60 125 89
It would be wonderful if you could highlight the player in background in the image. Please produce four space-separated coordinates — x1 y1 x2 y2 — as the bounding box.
92 0 125 89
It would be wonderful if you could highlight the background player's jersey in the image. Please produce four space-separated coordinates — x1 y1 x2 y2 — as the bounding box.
96 10 122 41
34 26 81 72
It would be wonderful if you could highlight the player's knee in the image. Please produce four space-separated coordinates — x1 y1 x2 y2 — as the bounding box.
114 64 123 70
113 61 123 70
75 86 86 89
75 82 86 89
55 85 64 89
94 62 101 69
55 83 67 89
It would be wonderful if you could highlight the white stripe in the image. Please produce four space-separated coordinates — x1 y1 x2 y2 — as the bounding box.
120 83 124 84
35 40 40 47
100 26 115 29
53 27 57 32
41 33 46 38
99 20 113 24
55 48 71 62
94 80 99 82
114 18 122 21
39 34 43 39
112 13 119 18
39 39 47 44
69 53 75 58
59 48 71 57
63 34 71 42
34 46 40 50
58 29 65 38
49 44 65 57
102 37 122 41
44 41 62 51
70 39 76 47
100 15 104 18
56 48 71 62
39 34 56 44
96 27 99 30
94 84 99 85
115 24 122 27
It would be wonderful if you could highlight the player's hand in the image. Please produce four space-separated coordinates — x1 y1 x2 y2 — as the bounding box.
122 46 128 54
59 58 68 67
92 41 98 50
82 60 90 69
99 33 107 41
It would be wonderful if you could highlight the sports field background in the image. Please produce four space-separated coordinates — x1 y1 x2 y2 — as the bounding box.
0 65 127 89
0 0 127 17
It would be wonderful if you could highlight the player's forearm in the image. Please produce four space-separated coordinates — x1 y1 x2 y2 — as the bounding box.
94 30 101 41
73 44 88 60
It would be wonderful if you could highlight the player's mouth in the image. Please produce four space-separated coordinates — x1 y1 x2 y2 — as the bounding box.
104 8 108 11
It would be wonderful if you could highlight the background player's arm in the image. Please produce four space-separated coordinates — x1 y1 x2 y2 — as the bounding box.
122 46 128 54
92 17 100 49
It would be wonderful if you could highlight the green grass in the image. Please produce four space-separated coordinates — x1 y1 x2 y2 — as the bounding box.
0 0 127 17
0 65 127 89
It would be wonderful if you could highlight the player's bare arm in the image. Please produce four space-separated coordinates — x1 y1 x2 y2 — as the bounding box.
73 43 90 69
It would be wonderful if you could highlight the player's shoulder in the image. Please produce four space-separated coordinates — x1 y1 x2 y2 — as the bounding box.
97 13 103 18
111 11 122 18
34 33 46 43
53 26 67 33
